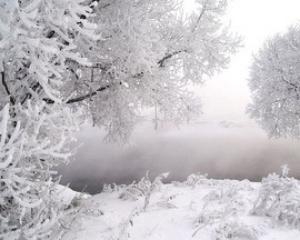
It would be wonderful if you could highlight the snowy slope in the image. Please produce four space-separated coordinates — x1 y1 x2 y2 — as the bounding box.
61 174 300 240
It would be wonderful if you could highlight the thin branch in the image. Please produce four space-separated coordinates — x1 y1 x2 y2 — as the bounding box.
50 49 187 105
1 71 15 105
191 1 208 33
66 84 111 104
20 82 42 105
1 72 10 95
158 50 188 67
43 83 114 104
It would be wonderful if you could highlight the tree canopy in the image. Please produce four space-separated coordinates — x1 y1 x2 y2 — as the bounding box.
248 26 300 137
0 0 239 139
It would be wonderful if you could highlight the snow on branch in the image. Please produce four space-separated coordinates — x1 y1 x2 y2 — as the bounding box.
0 102 76 239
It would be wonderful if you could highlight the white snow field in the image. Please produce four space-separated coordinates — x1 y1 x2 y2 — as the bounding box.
61 172 300 240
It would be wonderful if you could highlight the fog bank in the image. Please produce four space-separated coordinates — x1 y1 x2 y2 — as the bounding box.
58 122 300 194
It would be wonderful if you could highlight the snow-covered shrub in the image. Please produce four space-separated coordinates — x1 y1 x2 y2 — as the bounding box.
212 221 261 240
185 172 208 187
102 183 128 193
53 185 90 210
194 180 254 236
0 103 76 240
119 172 169 210
252 166 300 228
119 176 152 201
81 202 104 218
119 172 167 201
196 206 226 229
254 167 300 224
204 181 250 210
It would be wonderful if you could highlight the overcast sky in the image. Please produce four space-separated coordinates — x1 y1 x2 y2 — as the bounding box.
198 0 300 124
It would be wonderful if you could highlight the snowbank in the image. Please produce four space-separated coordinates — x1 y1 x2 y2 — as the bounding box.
60 172 300 240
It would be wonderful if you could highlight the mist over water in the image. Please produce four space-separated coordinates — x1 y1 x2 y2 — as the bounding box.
58 122 300 194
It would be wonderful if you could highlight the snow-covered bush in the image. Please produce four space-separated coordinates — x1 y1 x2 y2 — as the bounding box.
119 175 152 201
194 180 255 237
0 103 76 239
212 221 261 240
119 172 165 200
119 172 169 210
252 166 300 228
185 172 208 187
103 183 127 193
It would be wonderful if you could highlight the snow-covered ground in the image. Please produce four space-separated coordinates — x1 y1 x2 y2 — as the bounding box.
60 173 300 240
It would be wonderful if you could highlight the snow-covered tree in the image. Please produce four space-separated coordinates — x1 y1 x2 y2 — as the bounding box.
64 0 240 139
0 0 95 238
0 0 239 138
248 26 300 137
0 0 239 238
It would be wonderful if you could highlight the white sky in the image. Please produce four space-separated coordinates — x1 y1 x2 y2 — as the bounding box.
197 0 300 124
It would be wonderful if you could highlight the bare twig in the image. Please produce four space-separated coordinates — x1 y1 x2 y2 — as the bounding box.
1 71 15 105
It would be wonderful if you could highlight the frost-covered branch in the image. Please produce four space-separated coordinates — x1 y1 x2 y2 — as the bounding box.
0 103 76 239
